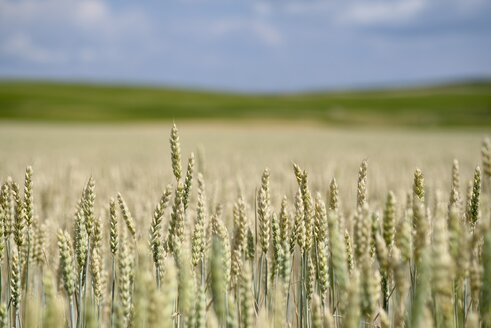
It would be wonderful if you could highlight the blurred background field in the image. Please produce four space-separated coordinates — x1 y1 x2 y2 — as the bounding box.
0 80 490 126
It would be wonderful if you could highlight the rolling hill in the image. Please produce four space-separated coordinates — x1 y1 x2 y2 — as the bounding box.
0 80 490 126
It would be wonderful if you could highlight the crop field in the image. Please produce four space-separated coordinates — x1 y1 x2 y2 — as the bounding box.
0 122 490 328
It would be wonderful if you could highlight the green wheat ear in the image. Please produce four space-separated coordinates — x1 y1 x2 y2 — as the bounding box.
382 191 396 251
0 182 12 239
240 263 254 328
317 241 329 296
271 212 281 280
246 228 255 261
191 175 206 267
90 246 106 306
0 303 6 328
150 185 173 275
11 182 25 249
375 232 388 273
117 193 136 238
258 168 271 254
482 137 491 180
83 177 95 237
467 166 481 228
0 205 5 265
449 159 461 210
344 230 354 274
314 192 328 243
278 195 290 254
356 159 368 209
117 233 134 328
413 168 425 202
170 123 182 181
57 230 75 297
23 166 34 227
306 253 315 302
33 222 46 266
11 251 22 316
109 197 118 255
329 177 339 212
182 152 195 211
232 194 248 268
167 182 182 254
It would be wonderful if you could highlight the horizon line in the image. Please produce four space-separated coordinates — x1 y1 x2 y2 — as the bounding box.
1 75 491 95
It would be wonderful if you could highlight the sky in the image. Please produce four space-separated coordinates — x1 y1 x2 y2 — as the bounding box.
0 0 491 92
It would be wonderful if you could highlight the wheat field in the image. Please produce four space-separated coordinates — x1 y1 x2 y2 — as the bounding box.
0 122 490 328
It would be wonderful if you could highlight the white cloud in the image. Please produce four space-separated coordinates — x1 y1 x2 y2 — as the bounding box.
0 0 153 64
339 0 427 26
0 33 66 63
280 0 430 26
76 0 108 25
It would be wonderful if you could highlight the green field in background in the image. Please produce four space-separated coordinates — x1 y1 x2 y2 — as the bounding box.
1 80 490 126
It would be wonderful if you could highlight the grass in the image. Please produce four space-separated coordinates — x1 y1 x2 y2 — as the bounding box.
0 80 490 126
